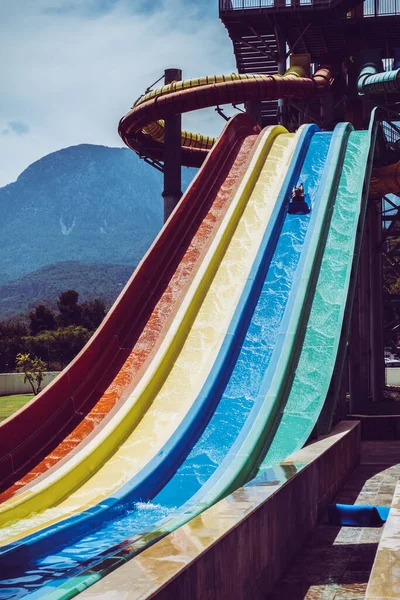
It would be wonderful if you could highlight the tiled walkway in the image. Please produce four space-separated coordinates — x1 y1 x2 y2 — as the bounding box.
267 441 400 600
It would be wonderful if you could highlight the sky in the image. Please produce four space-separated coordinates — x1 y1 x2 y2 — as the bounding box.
0 0 237 187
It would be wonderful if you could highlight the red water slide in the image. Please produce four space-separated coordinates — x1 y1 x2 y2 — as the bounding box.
0 113 260 499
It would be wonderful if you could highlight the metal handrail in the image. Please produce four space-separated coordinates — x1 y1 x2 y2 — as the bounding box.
219 0 400 15
363 0 400 15
219 0 330 9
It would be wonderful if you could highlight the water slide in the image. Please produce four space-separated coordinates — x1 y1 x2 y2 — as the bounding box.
0 67 382 599
0 65 327 503
358 51 400 197
0 66 331 514
120 66 333 167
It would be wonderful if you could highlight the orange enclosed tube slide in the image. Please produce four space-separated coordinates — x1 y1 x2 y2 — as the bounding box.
369 161 400 197
119 67 333 167
0 113 260 497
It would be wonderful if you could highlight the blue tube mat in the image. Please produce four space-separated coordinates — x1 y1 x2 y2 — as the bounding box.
328 503 390 527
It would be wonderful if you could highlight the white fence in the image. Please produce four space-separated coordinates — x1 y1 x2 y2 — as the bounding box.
385 367 400 387
2 368 399 396
0 372 60 396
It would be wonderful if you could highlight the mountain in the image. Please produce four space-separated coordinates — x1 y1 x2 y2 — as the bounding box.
0 144 196 284
0 261 135 320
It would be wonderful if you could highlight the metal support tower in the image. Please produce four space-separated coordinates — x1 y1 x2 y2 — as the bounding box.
245 100 262 126
162 68 182 222
349 199 385 412
275 24 287 127
369 199 385 403
349 208 369 414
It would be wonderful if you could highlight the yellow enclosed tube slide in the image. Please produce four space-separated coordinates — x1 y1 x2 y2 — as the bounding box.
0 125 298 545
140 68 307 152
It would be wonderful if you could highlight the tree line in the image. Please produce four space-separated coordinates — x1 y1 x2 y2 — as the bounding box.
0 290 106 373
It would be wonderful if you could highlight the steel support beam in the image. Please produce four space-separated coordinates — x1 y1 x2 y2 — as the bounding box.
360 209 371 399
320 92 334 130
369 199 385 402
349 222 370 413
349 277 363 413
275 24 287 127
286 23 311 58
162 68 182 222
336 348 350 421
245 99 262 125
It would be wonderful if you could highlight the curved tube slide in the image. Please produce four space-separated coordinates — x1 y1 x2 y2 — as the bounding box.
369 161 400 197
0 125 300 597
0 113 259 502
356 54 400 196
357 51 400 95
119 66 334 167
136 67 306 151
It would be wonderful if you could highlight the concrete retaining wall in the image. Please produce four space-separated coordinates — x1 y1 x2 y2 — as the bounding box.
80 420 361 600
0 372 60 396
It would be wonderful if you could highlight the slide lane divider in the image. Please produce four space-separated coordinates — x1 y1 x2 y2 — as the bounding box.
0 125 283 543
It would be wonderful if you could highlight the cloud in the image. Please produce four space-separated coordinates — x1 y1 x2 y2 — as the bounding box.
6 121 30 136
0 0 237 187
41 0 120 17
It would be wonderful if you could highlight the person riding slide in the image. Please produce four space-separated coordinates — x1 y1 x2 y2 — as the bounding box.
288 182 310 214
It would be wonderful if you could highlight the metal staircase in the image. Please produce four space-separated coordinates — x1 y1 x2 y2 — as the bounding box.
224 25 280 124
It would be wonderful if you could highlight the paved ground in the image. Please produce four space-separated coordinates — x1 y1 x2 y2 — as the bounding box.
267 441 400 600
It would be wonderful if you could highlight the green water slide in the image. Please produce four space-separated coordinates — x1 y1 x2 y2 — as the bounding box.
255 111 379 475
